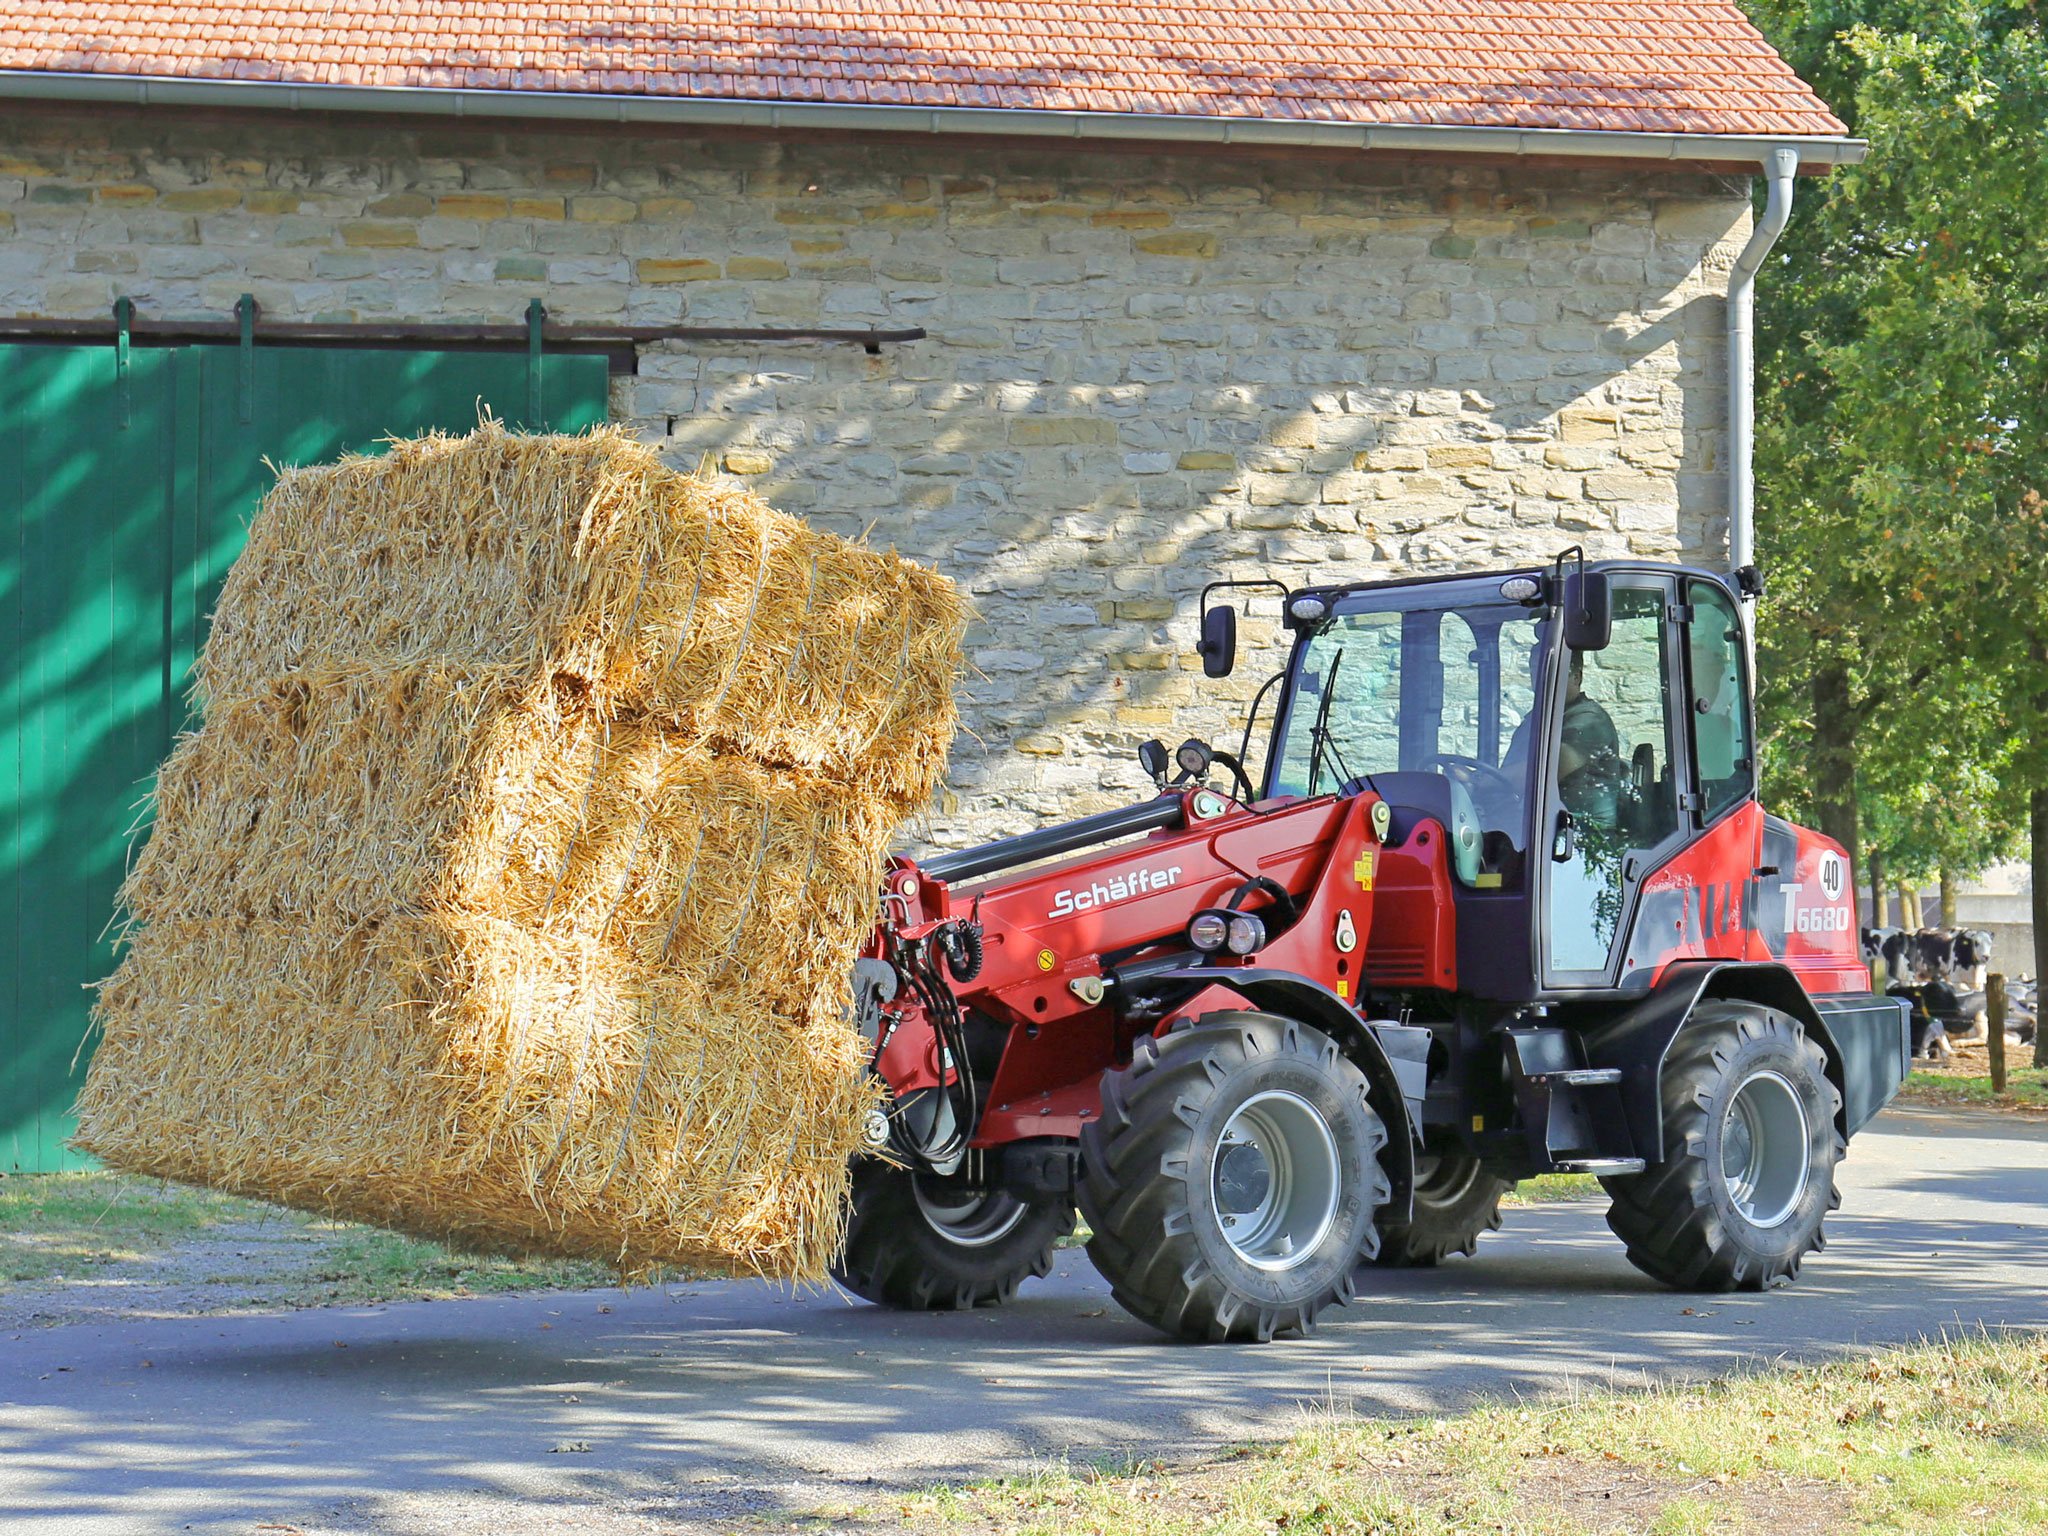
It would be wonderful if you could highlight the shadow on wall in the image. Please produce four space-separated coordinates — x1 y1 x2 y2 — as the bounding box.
0 118 1744 1163
630 152 1733 850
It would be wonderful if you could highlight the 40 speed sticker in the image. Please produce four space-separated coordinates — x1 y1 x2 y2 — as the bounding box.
1817 849 1847 902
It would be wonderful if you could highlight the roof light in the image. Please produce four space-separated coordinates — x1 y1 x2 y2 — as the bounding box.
1288 594 1329 625
1500 575 1543 603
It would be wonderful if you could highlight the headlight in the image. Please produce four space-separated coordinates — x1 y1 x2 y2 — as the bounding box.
1188 911 1230 952
1225 913 1267 955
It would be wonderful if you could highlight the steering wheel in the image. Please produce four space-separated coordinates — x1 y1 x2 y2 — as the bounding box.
1422 753 1516 795
1420 754 1521 824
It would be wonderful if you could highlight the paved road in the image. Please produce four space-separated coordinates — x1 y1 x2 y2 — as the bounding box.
6 1104 2045 1535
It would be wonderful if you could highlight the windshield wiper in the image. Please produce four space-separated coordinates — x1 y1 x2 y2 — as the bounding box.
1306 648 1348 794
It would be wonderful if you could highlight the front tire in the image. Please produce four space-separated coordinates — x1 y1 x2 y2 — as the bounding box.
1079 1012 1391 1342
1602 1004 1842 1291
1374 1146 1512 1266
833 1160 1073 1310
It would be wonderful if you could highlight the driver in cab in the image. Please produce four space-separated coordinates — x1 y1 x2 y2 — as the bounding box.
1505 647 1622 824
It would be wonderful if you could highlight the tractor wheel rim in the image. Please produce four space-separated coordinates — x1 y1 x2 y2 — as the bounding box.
1212 1090 1341 1271
1720 1069 1810 1229
912 1180 1030 1248
1411 1151 1482 1205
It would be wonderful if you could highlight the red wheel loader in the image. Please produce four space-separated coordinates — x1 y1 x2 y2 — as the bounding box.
837 556 1909 1341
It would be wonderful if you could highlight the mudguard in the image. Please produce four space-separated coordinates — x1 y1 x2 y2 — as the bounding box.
1581 960 1911 1156
1158 966 1423 1223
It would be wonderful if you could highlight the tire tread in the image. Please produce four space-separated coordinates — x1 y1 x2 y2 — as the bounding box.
1600 1005 1843 1293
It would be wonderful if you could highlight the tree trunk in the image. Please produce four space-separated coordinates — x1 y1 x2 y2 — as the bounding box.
1895 879 1921 930
1810 659 1859 894
1939 869 1958 926
1868 848 1885 931
2033 786 2047 1071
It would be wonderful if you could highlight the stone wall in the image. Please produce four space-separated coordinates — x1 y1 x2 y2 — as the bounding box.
0 110 1752 847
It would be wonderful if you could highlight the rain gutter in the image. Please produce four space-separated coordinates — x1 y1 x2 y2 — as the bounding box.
1726 145 1802 598
0 71 1868 168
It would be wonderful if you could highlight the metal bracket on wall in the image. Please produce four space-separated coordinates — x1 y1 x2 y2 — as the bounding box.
236 294 257 423
526 298 545 429
113 296 132 429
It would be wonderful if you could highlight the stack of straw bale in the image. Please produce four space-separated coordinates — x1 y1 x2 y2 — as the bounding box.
74 421 968 1279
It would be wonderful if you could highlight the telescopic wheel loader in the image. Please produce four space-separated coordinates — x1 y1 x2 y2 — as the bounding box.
835 555 1911 1341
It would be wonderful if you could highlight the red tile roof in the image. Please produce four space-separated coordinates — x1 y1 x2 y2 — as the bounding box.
0 2 1848 140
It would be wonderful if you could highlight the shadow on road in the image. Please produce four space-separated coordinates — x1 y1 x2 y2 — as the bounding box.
4 1106 2044 1534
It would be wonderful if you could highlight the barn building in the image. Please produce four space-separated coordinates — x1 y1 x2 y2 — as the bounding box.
0 3 1858 1168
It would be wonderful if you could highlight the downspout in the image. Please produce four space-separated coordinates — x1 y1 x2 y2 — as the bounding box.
1727 145 1801 583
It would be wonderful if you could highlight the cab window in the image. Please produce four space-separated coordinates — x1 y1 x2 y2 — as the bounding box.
1270 596 1545 884
1544 582 1682 974
1687 581 1753 821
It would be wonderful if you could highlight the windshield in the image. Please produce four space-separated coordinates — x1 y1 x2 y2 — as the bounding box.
1269 587 1548 877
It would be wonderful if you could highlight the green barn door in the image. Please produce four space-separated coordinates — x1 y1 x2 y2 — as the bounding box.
2 346 182 1172
2 343 609 1171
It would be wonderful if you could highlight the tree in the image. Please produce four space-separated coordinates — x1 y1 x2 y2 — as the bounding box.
1746 0 2044 964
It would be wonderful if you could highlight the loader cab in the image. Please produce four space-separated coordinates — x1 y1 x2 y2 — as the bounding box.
1261 562 1756 1001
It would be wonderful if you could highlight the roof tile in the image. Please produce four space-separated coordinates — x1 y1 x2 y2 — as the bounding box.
0 0 1847 137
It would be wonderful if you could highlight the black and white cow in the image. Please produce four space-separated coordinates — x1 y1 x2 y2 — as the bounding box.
1863 926 1912 986
1912 928 1956 980
1889 983 1952 1061
1950 928 1994 986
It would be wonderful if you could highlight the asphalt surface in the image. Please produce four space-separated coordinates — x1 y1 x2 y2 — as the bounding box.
5 1103 2045 1535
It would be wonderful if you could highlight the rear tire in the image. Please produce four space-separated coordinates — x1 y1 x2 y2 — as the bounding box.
833 1160 1073 1310
1374 1147 1511 1266
1601 1004 1842 1291
1079 1012 1391 1342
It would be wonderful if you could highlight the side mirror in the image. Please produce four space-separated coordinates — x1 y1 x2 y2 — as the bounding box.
1562 571 1612 652
1197 604 1237 678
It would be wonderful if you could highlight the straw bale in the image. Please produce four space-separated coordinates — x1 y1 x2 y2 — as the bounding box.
130 673 897 1017
75 422 967 1279
198 423 964 798
85 915 870 1273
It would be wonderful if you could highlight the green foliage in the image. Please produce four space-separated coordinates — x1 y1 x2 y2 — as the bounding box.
1505 1172 1604 1204
1749 0 2046 884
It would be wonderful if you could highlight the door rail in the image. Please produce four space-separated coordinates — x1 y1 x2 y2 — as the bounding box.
0 302 927 373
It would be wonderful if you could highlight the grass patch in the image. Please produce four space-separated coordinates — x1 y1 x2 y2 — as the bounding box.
0 1172 612 1310
311 1229 614 1303
0 1169 258 1235
0 1172 274 1285
1507 1172 1604 1204
904 1331 2048 1536
1898 1066 2048 1113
